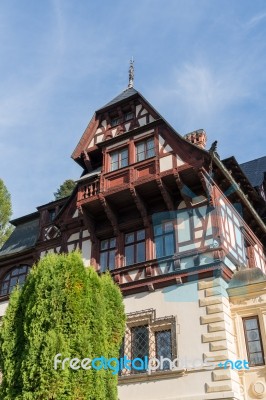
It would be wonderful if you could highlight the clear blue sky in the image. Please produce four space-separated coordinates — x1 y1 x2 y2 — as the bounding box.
1 0 266 218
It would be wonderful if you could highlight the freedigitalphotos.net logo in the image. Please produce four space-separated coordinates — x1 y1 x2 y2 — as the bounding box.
53 354 249 375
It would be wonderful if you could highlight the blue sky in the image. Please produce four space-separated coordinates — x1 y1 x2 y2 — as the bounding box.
0 0 266 218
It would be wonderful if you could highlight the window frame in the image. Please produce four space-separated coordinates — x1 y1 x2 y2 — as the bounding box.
124 229 146 266
119 309 176 377
154 220 176 259
0 265 31 297
135 137 155 162
109 147 129 171
243 316 265 367
99 237 117 272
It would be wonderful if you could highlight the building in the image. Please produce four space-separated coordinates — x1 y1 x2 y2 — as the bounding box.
0 71 266 399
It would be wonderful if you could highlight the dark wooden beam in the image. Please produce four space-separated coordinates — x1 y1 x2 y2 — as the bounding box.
98 194 119 235
78 207 96 243
129 186 149 227
156 178 175 211
174 171 192 208
197 168 213 205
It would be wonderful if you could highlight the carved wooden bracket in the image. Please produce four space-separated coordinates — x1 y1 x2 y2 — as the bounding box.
129 186 149 227
174 172 192 208
197 168 214 205
156 178 175 211
79 207 96 243
98 193 119 235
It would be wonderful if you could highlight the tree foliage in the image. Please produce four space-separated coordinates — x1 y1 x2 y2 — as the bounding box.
54 179 76 200
0 179 13 248
0 252 125 400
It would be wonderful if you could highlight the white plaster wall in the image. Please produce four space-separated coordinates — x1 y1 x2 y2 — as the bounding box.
0 300 9 317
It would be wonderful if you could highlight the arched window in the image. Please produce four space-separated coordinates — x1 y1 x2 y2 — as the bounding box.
0 265 30 296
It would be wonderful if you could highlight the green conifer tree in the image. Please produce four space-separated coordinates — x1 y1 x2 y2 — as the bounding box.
0 252 125 400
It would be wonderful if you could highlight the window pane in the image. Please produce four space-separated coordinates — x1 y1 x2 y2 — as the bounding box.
136 242 145 263
147 138 154 149
250 353 264 366
109 238 116 248
164 222 174 232
109 250 116 270
137 229 145 241
111 161 119 171
131 326 149 373
165 233 174 256
248 341 262 353
247 330 260 341
101 240 108 250
154 225 162 236
125 233 134 244
156 330 172 370
100 252 108 272
155 237 164 258
125 245 134 266
11 268 19 277
245 318 258 330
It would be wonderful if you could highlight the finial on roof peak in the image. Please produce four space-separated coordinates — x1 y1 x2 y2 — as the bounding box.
128 57 134 89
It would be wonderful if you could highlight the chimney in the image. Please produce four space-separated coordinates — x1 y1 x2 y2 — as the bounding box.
184 129 207 149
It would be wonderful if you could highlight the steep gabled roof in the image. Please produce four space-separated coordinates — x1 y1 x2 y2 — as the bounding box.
240 156 266 188
96 87 138 112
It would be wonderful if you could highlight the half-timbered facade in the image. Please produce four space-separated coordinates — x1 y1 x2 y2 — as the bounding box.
0 83 266 400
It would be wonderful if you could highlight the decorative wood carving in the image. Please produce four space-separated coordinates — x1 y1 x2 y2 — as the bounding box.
174 171 192 208
156 178 175 211
98 194 119 235
129 186 149 228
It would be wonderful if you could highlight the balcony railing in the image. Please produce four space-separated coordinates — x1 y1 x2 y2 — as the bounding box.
79 179 100 200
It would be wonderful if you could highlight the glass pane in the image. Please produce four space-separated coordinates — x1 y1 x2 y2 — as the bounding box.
136 242 145 263
165 233 174 256
100 252 108 272
11 268 19 277
125 233 134 244
109 238 116 248
120 149 128 168
131 326 149 373
101 240 108 250
147 148 155 158
20 265 27 274
245 318 258 330
125 245 134 266
111 161 119 171
155 237 164 258
250 352 264 366
156 330 172 370
137 152 145 162
164 222 174 232
247 329 260 341
137 229 145 241
248 340 262 353
111 152 118 163
109 250 116 270
154 225 162 236
147 138 154 149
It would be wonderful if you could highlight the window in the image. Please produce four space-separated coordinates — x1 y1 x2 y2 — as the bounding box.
136 137 155 162
110 148 128 171
0 265 30 296
119 309 176 376
124 229 145 266
243 317 265 366
111 117 122 127
154 221 175 258
48 209 56 222
124 111 134 121
100 238 116 272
